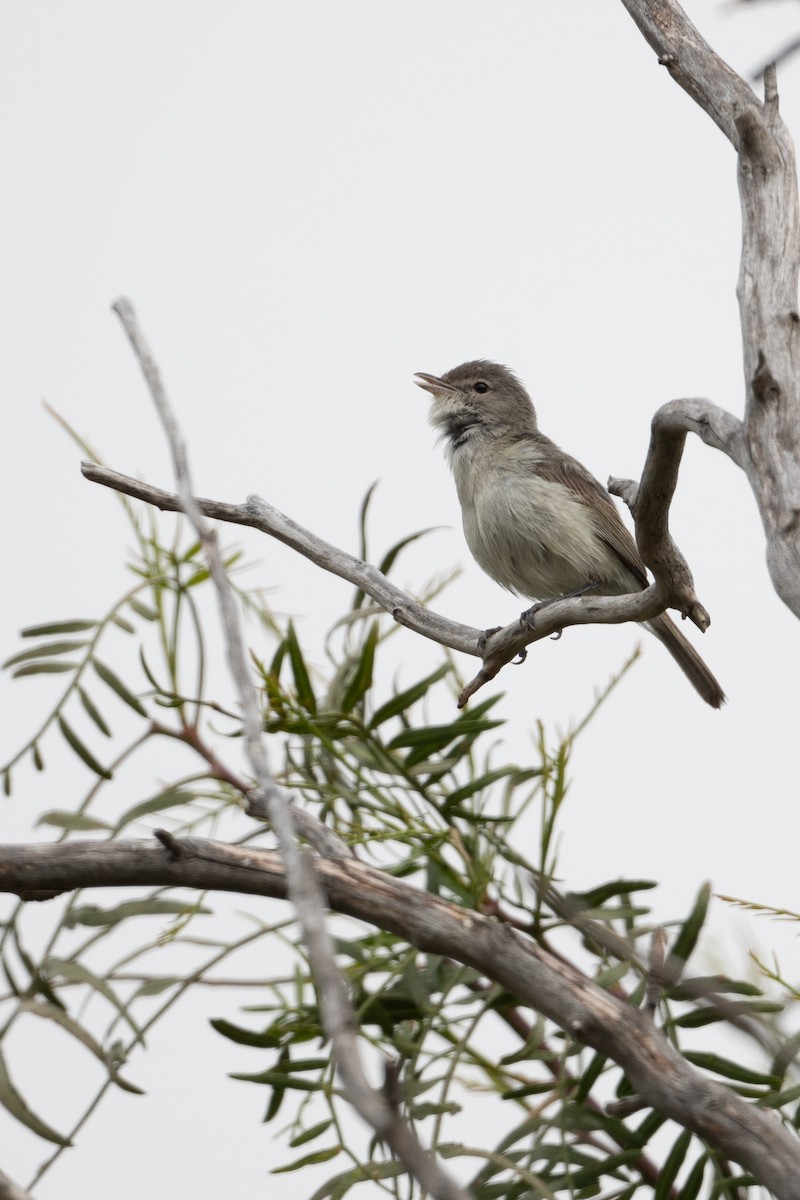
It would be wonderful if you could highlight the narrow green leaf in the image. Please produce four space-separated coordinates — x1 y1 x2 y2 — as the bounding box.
13 661 75 677
760 1081 800 1108
3 640 89 669
677 1152 707 1200
32 743 44 771
670 882 711 969
231 1069 322 1091
115 788 196 831
93 660 147 716
339 622 378 713
289 1119 334 1148
111 614 135 633
134 977 180 998
655 1128 692 1200
16 998 143 1093
2 770 10 797
368 664 451 728
443 767 521 810
45 958 144 1044
212 1018 282 1048
264 1082 285 1123
78 686 112 737
309 1161 404 1200
387 719 501 752
671 975 761 999
37 811 111 832
65 898 208 928
272 1147 340 1174
683 1051 780 1087
377 527 441 579
285 623 316 714
128 598 159 621
0 1045 71 1145
575 1051 607 1103
57 716 112 780
577 880 658 907
21 620 97 637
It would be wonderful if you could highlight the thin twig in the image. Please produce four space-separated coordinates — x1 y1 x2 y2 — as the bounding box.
82 461 711 708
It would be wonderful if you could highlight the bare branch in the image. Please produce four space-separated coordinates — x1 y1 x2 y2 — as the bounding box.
621 3 800 618
618 0 757 145
609 398 747 628
3 836 800 1199
0 1170 36 1200
111 298 472 1200
81 461 702 707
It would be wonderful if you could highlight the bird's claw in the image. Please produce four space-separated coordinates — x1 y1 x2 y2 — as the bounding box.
477 626 502 654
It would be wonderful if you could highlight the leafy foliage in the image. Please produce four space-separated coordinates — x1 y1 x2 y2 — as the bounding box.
1 467 799 1198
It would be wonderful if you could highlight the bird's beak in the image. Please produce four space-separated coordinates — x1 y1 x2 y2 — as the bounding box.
414 372 457 397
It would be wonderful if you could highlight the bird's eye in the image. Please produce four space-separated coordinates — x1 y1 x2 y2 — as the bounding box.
473 381 489 394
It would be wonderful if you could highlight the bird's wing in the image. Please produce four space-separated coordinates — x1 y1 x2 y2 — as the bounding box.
531 440 649 589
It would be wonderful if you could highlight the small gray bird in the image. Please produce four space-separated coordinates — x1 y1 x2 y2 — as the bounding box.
415 360 725 708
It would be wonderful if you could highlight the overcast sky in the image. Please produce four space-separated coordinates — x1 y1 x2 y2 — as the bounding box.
3 2 800 1196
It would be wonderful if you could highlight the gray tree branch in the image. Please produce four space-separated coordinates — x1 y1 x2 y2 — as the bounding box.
622 1 800 617
81 460 708 707
0 1170 36 1200
3 837 800 1200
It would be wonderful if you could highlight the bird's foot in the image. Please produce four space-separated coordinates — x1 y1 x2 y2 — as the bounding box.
520 581 599 636
477 626 502 654
519 600 550 630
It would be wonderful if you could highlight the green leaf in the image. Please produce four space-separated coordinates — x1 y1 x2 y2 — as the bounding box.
443 767 522 811
17 998 143 1094
377 526 441 578
760 1081 800 1108
57 716 112 779
272 1146 340 1174
44 958 144 1044
115 788 196 831
93 660 147 716
0 1045 71 1145
387 718 502 752
65 899 208 928
78 686 112 737
290 1119 334 1148
575 1051 607 1103
231 1070 322 1091
576 880 657 907
13 661 75 677
669 882 711 969
134 977 180 998
37 811 112 832
339 622 378 713
285 623 316 714
212 1018 283 1048
21 620 97 637
677 1152 707 1200
683 1051 780 1087
309 1161 404 1200
111 614 135 633
3 640 90 669
655 1128 692 1200
368 664 451 728
128 597 159 621
32 743 44 771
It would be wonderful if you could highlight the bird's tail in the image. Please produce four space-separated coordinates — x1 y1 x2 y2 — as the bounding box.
647 613 726 709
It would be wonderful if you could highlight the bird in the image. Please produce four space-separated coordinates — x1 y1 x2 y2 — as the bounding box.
415 359 725 708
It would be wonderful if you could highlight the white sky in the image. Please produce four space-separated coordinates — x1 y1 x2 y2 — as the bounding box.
2 2 800 1196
